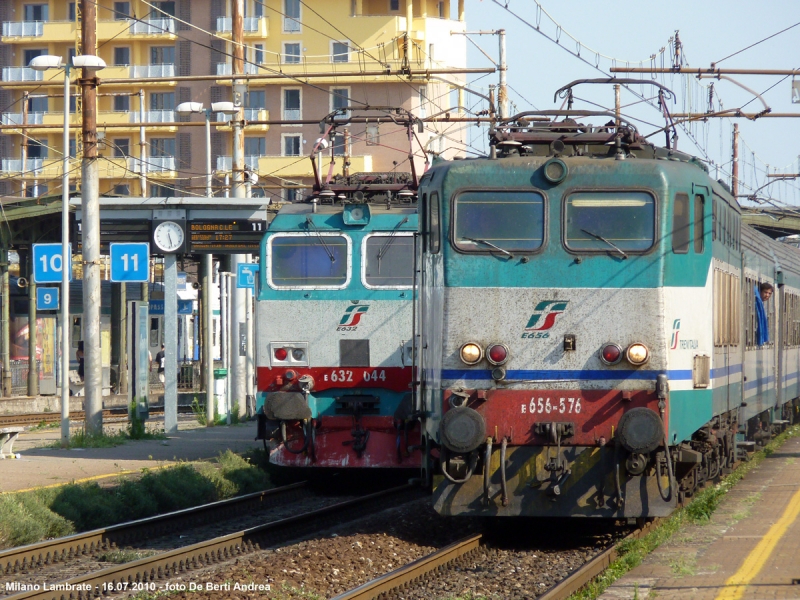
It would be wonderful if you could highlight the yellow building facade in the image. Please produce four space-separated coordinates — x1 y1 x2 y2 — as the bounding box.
0 0 467 200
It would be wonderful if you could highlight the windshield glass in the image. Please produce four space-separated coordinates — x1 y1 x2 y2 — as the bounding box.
453 190 545 252
269 234 348 288
565 191 655 252
363 234 414 288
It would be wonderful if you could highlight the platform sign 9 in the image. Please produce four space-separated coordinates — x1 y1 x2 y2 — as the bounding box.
37 287 59 311
110 243 150 283
32 243 72 284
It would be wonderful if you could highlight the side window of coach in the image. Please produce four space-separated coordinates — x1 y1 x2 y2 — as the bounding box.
694 194 705 253
672 193 690 253
429 191 440 254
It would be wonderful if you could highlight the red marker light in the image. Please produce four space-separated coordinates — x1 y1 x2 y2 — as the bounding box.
274 348 288 361
601 344 622 365
487 344 508 365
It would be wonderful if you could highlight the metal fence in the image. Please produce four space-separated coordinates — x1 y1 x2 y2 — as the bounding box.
2 21 44 37
9 360 38 397
148 361 204 392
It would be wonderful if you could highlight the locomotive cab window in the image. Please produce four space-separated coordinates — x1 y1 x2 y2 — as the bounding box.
267 233 350 289
565 191 655 253
362 233 414 288
453 190 545 253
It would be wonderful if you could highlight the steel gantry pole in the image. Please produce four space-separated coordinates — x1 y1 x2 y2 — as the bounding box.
204 109 215 426
81 0 103 435
230 0 248 420
498 29 507 119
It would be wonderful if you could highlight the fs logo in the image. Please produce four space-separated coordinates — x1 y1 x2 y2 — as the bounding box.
670 319 681 350
524 301 569 331
338 304 369 330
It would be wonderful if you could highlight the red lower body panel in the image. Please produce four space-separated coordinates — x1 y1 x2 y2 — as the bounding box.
443 388 666 446
270 416 422 468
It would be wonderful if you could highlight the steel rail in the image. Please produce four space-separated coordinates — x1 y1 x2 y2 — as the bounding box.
0 406 193 427
5 484 417 600
331 535 482 600
0 482 307 577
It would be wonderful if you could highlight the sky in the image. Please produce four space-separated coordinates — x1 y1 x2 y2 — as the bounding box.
460 0 800 207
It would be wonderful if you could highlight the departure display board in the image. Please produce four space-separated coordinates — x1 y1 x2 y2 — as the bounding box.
188 220 266 253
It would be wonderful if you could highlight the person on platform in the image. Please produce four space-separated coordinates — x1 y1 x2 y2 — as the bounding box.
155 344 165 383
76 341 85 381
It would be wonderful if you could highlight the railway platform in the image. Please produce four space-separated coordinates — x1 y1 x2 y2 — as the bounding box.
600 435 800 600
0 416 260 493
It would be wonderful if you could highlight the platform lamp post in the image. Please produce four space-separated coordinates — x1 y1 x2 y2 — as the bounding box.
29 54 105 446
175 101 237 426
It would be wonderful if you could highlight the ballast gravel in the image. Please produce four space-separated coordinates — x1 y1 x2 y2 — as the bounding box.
157 498 615 600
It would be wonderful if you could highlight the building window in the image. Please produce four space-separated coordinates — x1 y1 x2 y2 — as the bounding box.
418 86 428 118
27 139 48 158
390 0 400 10
114 184 131 195
331 87 349 111
284 0 300 32
151 1 176 17
113 139 130 157
150 184 175 197
151 46 175 65
253 1 264 18
68 3 76 20
245 137 266 157
150 92 175 110
332 41 349 63
283 88 301 120
253 44 264 65
26 184 47 198
150 138 176 157
24 49 46 65
246 90 265 109
283 43 301 64
24 4 49 21
28 96 47 113
113 2 130 19
113 47 130 66
282 187 302 203
366 124 380 146
332 134 346 157
282 134 301 156
114 95 130 111
68 139 77 159
438 1 445 18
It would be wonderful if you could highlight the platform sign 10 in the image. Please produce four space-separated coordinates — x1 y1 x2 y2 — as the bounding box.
110 243 150 283
32 244 72 284
37 287 59 311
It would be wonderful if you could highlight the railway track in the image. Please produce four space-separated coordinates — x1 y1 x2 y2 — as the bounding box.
4 483 419 600
0 406 194 428
332 522 655 600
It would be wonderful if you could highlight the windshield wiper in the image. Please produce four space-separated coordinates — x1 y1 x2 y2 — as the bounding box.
463 237 514 259
580 228 628 259
376 216 409 274
305 216 336 263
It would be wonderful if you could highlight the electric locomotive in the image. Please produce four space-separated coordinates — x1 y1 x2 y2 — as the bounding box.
254 172 420 468
416 104 800 518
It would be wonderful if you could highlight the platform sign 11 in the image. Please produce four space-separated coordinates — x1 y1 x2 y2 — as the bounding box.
32 243 72 284
110 243 150 283
37 287 59 311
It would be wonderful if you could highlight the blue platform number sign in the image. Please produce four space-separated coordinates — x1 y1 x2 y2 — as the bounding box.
37 287 59 311
110 243 150 283
33 243 72 284
237 263 259 289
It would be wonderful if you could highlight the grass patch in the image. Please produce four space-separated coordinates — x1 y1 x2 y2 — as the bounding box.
54 407 167 449
668 554 697 577
0 451 271 550
97 548 157 563
191 398 241 427
29 420 59 431
568 424 800 600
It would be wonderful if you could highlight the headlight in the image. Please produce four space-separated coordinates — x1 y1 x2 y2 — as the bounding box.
291 348 305 361
460 342 483 365
626 343 649 365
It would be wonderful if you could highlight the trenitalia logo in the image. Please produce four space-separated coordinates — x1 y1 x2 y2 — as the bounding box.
338 305 369 329
524 301 569 331
670 319 681 350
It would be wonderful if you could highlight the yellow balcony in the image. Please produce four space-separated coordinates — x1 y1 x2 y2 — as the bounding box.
214 16 269 39
257 155 372 179
97 157 138 179
98 65 177 86
97 18 177 41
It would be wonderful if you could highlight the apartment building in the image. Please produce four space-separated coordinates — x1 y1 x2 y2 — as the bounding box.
0 0 467 201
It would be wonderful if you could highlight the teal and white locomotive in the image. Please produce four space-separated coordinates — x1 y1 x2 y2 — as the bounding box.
416 106 800 518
